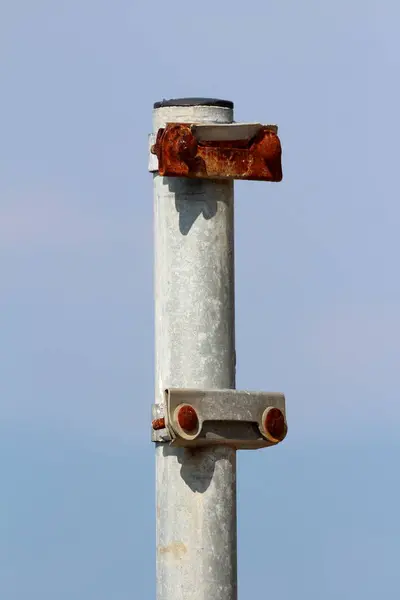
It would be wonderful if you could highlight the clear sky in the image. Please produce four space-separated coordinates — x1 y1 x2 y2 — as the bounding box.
1 0 399 598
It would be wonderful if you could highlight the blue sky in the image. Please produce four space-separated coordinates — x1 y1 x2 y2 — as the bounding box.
1 0 399 598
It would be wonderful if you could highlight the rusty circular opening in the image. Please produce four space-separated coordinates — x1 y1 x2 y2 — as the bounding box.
264 407 287 443
177 404 198 433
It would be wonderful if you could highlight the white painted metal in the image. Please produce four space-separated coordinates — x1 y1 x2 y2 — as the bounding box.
153 101 237 600
190 122 277 142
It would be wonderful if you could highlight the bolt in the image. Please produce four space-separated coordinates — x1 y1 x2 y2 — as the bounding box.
152 417 166 431
263 407 287 443
177 404 198 433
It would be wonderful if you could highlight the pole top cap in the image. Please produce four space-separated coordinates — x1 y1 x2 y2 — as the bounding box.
153 97 234 109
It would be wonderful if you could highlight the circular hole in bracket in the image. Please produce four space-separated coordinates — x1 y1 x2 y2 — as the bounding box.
261 407 287 443
173 404 200 439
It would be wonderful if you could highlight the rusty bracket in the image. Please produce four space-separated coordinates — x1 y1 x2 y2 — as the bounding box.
149 122 283 182
151 388 287 450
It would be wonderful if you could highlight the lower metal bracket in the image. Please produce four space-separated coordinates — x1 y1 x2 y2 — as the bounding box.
151 388 287 449
148 122 283 182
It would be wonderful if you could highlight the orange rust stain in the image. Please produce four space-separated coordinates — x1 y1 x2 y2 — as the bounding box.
158 541 188 560
152 417 166 430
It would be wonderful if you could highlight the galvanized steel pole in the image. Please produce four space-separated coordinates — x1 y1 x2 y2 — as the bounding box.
153 98 237 600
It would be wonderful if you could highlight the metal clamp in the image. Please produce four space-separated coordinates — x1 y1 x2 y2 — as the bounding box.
148 122 282 182
151 388 287 449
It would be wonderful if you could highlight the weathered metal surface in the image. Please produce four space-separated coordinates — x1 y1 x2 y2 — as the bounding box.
154 98 234 109
153 101 237 600
160 388 287 449
151 403 170 443
151 122 283 181
148 133 158 172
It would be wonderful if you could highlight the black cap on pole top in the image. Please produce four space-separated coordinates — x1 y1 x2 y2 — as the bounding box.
153 97 234 109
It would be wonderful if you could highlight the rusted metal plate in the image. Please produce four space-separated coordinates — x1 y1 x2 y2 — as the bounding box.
151 122 283 182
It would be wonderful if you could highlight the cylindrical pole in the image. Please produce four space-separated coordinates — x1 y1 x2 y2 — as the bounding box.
153 98 237 600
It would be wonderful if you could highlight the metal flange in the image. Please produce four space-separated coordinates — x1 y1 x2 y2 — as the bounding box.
151 388 287 449
148 122 282 182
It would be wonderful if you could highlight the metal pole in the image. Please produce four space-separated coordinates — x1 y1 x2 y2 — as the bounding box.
153 98 237 600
